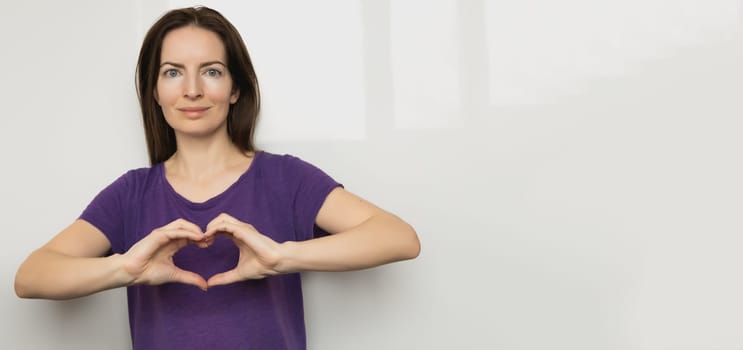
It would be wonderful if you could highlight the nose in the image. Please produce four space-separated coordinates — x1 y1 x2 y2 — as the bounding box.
184 73 203 99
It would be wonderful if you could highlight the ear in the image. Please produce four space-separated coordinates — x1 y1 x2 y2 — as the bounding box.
154 88 160 105
230 87 240 104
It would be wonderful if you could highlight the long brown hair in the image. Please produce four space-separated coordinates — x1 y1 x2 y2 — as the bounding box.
136 6 260 165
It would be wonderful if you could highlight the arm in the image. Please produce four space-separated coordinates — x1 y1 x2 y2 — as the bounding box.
14 220 130 300
15 219 209 300
279 187 420 272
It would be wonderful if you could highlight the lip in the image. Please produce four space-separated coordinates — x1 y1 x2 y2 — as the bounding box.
177 106 210 117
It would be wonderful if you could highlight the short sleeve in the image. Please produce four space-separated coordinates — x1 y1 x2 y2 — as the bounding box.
79 172 132 254
285 155 342 241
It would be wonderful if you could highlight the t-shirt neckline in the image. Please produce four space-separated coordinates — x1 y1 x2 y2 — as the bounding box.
158 150 263 209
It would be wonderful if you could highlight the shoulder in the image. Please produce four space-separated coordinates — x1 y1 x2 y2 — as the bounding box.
123 165 157 179
117 165 159 185
257 151 310 166
255 151 322 176
253 151 339 188
99 165 160 197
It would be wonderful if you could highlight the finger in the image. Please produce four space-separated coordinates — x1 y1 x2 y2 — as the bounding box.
152 228 205 246
162 237 192 255
129 229 198 260
204 222 257 244
204 219 239 239
205 213 233 229
170 268 209 291
207 269 247 287
193 236 216 249
205 213 241 234
193 240 210 249
162 218 204 235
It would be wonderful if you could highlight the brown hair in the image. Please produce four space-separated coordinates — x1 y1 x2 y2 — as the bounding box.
136 6 260 165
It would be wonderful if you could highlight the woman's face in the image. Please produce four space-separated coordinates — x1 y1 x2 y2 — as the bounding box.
156 26 239 138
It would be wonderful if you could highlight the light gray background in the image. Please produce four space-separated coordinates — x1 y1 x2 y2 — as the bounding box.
2 1 743 349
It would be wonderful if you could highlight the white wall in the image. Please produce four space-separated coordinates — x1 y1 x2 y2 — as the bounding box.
3 0 743 349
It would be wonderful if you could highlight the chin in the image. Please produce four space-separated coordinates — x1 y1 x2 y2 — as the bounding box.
171 121 228 139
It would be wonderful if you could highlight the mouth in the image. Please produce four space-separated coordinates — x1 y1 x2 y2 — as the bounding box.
177 106 210 117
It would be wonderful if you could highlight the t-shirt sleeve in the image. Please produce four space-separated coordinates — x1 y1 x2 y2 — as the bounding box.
285 155 342 241
78 171 132 254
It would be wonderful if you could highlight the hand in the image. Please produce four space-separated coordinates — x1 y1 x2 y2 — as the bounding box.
204 213 284 287
122 218 209 290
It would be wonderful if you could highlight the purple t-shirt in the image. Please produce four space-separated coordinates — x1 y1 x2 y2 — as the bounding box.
80 151 341 350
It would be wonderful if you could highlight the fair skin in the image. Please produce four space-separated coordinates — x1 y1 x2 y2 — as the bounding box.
15 26 420 299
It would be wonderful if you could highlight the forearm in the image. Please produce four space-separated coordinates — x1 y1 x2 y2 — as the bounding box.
278 213 420 273
15 249 131 300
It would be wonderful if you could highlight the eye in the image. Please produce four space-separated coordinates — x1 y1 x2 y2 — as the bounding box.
163 69 180 78
204 68 222 78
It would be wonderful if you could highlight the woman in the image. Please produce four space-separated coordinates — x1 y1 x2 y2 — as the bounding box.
15 6 420 349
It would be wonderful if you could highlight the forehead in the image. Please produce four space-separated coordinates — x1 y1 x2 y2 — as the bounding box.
160 26 226 63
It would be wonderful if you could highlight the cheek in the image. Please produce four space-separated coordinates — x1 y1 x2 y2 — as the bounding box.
205 82 236 102
156 81 180 106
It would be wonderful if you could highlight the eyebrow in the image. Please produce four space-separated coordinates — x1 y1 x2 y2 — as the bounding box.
159 61 227 69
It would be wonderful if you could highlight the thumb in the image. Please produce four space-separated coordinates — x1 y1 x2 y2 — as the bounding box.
207 269 242 288
170 268 208 291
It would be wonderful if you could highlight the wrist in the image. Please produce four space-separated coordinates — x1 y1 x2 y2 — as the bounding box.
107 253 137 287
276 241 301 274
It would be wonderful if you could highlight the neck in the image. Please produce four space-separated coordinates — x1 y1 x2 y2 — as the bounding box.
167 131 247 180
